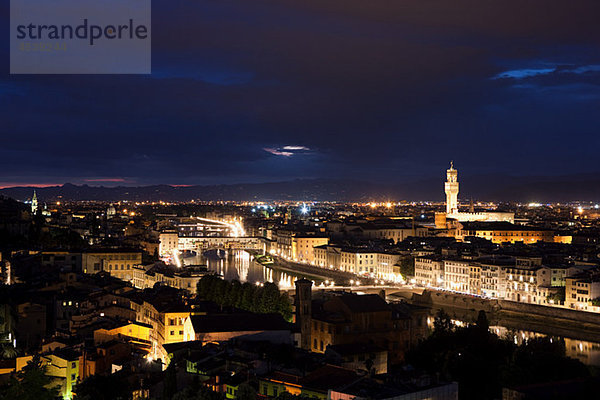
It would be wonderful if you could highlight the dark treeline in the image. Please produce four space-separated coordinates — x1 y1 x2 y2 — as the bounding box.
408 310 593 400
196 275 293 321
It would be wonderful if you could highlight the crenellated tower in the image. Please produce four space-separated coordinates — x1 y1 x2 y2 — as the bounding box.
445 161 459 214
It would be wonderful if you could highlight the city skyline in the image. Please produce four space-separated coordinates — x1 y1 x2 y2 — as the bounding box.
3 1 600 399
3 162 600 202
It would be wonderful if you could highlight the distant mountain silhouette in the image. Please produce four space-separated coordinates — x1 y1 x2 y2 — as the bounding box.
1 174 599 202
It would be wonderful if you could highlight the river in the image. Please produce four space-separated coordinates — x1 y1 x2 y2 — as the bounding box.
181 249 325 289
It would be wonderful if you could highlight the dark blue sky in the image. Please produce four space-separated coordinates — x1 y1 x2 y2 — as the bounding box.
2 0 600 187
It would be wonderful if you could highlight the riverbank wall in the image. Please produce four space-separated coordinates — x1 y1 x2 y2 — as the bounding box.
402 289 600 342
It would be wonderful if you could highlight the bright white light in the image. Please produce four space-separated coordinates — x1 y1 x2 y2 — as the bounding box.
172 249 182 268
300 204 309 215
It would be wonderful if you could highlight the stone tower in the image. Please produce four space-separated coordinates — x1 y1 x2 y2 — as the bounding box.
31 190 38 214
295 278 313 350
444 162 459 214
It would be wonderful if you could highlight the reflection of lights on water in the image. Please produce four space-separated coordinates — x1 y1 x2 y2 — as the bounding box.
278 272 293 289
172 249 181 268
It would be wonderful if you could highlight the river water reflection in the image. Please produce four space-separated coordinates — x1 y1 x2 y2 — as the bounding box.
425 316 600 366
182 250 323 290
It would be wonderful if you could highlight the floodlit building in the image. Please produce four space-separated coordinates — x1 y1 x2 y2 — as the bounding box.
132 264 208 294
504 266 550 305
444 163 514 224
456 222 554 244
292 234 329 264
159 230 179 257
81 249 142 281
565 272 600 311
414 256 444 287
443 260 470 292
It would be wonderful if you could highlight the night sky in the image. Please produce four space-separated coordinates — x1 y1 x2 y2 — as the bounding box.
2 0 600 188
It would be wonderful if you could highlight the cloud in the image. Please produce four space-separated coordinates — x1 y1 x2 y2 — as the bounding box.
493 64 600 80
264 146 311 157
2 0 600 185
493 68 556 80
282 146 310 151
263 148 294 157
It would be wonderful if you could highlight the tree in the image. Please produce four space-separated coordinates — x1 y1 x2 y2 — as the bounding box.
399 256 415 278
197 276 291 319
0 354 59 400
548 287 566 304
260 283 280 313
239 283 255 310
475 310 489 334
0 343 18 359
278 293 293 322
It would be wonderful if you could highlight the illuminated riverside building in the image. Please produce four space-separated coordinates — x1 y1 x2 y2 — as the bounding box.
414 257 444 287
565 272 600 311
415 254 600 309
159 230 261 257
440 163 514 225
443 260 470 292
415 255 512 298
292 235 329 264
159 231 179 257
315 245 402 279
469 264 481 295
504 265 550 305
159 217 249 257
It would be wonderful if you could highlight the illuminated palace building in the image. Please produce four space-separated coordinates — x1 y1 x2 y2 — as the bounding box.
438 162 514 225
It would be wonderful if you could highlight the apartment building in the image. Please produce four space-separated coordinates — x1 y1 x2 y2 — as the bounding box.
128 287 191 363
443 260 470 292
565 272 600 311
292 235 329 264
504 266 549 305
82 249 142 282
414 256 444 287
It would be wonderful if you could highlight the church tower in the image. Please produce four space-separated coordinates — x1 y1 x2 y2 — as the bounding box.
444 162 459 214
31 190 38 214
295 278 313 350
